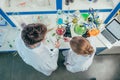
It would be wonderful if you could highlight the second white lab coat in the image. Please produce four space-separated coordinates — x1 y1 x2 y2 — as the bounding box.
63 37 96 73
15 34 59 76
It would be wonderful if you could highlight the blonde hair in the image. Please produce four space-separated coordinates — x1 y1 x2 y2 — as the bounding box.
70 36 94 55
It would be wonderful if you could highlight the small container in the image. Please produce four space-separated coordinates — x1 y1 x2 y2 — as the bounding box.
56 26 66 35
74 24 87 35
57 10 64 25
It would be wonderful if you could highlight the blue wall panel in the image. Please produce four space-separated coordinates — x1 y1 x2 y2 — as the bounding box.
104 2 120 24
56 0 62 10
0 8 16 27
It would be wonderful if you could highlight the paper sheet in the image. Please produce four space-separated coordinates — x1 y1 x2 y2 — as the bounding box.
0 29 8 47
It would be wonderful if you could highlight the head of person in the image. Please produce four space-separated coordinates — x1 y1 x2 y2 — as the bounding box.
70 36 94 55
21 23 47 46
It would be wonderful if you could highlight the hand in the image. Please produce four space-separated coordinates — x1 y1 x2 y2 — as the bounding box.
64 62 69 65
55 41 60 48
63 37 71 42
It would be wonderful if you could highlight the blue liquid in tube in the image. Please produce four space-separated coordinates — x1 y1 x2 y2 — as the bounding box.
57 18 63 25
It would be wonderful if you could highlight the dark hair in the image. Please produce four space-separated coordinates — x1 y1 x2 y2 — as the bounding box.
21 23 47 45
70 36 94 55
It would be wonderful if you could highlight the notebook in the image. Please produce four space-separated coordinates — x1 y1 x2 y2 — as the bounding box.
97 19 120 49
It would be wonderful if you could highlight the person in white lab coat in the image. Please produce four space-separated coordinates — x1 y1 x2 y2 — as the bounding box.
63 36 96 73
15 23 60 76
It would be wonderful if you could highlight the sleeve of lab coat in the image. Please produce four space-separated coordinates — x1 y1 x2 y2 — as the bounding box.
45 45 59 59
49 48 59 62
44 48 59 71
65 50 76 66
39 48 59 76
33 48 59 76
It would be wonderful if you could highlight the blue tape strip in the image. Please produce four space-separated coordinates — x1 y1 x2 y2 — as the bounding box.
64 9 112 13
0 8 16 27
56 0 62 10
0 50 17 53
104 2 120 24
6 9 112 15
6 11 57 15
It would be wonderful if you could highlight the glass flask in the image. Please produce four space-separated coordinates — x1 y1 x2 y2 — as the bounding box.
57 10 64 25
56 26 66 36
81 13 90 21
74 24 87 35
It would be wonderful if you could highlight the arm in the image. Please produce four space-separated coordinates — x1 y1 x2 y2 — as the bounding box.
49 41 60 60
64 50 76 66
41 43 60 75
63 37 72 42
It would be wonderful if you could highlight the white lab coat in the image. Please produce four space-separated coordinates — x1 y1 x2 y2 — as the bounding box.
15 34 59 76
63 37 96 73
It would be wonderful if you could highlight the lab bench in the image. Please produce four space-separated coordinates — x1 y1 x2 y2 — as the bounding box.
0 0 120 54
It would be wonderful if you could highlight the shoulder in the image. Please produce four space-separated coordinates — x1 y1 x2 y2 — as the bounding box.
15 33 30 51
87 37 96 54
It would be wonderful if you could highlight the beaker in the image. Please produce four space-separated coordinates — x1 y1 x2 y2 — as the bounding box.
74 24 87 35
56 26 66 36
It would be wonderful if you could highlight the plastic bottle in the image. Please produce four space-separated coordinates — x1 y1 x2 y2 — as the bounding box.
57 10 63 25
